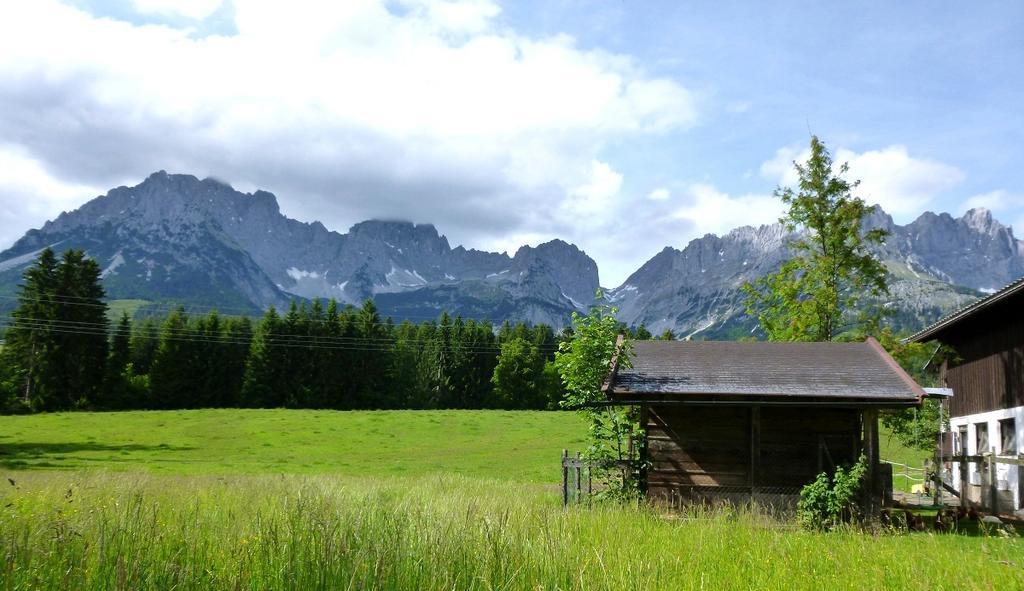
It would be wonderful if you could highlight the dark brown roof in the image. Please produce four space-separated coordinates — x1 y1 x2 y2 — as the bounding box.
607 338 923 405
910 275 1024 342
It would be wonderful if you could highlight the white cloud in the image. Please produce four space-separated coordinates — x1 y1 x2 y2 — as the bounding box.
562 160 624 217
0 146 103 248
761 143 965 219
0 0 698 262
647 187 670 201
670 183 782 238
398 0 501 35
130 0 224 20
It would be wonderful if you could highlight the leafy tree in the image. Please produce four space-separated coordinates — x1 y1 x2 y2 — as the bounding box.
876 327 948 450
657 328 676 341
555 296 641 498
632 325 652 340
743 136 888 342
492 337 545 409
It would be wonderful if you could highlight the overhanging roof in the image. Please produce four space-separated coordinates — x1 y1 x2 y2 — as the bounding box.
909 275 1024 342
604 337 924 406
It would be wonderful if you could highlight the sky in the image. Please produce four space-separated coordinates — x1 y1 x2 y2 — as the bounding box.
1 0 1022 287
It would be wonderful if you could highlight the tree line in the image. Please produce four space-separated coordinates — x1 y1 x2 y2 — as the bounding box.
1 248 624 413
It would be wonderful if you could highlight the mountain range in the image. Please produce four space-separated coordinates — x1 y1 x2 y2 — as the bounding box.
2 171 1021 336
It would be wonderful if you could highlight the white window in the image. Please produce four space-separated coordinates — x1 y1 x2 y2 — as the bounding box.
976 423 990 453
999 418 1017 454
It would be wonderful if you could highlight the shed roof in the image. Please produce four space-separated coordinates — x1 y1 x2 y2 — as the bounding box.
909 274 1024 342
605 337 923 405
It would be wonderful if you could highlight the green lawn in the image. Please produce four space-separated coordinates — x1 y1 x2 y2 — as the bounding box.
0 408 924 485
880 428 933 492
105 298 152 321
0 409 588 482
1 410 1019 590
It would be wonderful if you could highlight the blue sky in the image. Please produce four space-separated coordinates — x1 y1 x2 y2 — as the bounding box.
1 1 1021 286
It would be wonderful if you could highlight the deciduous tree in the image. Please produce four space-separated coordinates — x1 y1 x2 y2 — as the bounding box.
743 136 888 342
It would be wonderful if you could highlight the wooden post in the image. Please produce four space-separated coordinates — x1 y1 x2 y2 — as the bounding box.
638 405 649 497
575 451 582 502
561 449 569 507
750 406 760 500
862 408 879 517
988 452 998 514
959 450 968 509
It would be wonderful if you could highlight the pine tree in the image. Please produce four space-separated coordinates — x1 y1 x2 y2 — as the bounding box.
353 299 391 408
241 307 284 407
219 316 253 407
51 250 108 408
5 248 59 408
100 312 133 409
130 317 160 374
149 308 193 408
4 249 108 410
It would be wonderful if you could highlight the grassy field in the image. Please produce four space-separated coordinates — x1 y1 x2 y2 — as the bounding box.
3 471 1022 590
3 409 1017 590
0 408 927 484
105 298 152 321
0 409 588 482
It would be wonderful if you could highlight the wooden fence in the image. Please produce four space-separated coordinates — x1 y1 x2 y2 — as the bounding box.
560 450 632 506
937 452 1023 513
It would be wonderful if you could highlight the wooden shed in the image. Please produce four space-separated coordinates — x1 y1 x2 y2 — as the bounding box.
602 337 925 510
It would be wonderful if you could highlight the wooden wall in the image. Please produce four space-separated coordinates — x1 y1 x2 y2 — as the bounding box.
645 405 860 504
938 297 1024 416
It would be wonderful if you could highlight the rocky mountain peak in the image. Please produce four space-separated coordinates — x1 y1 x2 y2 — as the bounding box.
347 220 450 257
4 172 1022 332
961 207 998 234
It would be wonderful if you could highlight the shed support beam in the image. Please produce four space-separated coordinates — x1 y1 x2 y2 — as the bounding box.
862 408 880 517
750 406 760 499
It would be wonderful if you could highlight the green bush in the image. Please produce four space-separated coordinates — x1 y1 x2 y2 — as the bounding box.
798 454 867 530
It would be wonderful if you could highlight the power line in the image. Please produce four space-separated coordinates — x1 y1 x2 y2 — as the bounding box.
0 292 577 333
0 316 563 354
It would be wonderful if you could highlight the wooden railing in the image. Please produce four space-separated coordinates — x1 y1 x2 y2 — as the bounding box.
937 452 1023 513
560 450 632 506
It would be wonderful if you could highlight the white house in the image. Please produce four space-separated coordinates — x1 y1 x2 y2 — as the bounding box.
912 276 1024 513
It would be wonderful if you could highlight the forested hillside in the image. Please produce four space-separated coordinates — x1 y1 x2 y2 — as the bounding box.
0 249 571 413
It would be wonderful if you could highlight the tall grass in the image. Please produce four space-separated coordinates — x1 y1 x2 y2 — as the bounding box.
2 472 1021 590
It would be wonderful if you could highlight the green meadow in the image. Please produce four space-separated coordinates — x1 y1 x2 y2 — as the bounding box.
0 409 588 481
1 410 1021 590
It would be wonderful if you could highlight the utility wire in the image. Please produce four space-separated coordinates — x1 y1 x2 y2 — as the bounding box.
0 316 562 354
0 292 580 333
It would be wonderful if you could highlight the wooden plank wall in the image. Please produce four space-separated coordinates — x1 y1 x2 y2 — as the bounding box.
646 405 749 503
645 405 859 504
758 407 859 490
941 301 1024 416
